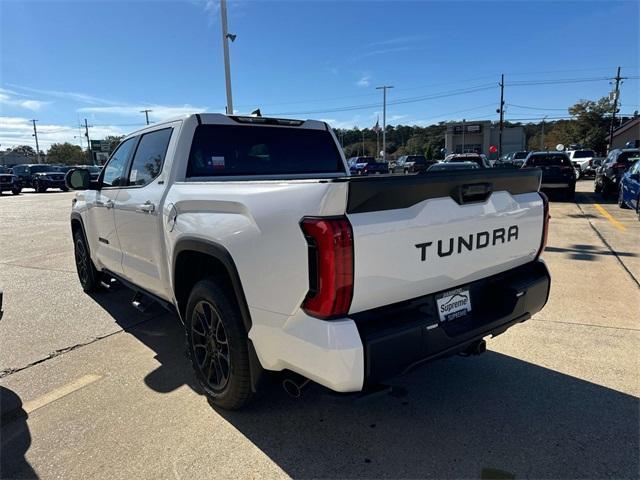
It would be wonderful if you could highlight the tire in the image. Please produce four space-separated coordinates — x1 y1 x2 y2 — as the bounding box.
11 188 21 195
185 279 253 410
61 187 69 192
566 186 575 200
73 229 101 292
594 178 602 193
618 188 629 209
601 178 612 197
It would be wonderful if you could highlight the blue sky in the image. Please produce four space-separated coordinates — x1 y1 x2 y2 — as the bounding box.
1 0 638 150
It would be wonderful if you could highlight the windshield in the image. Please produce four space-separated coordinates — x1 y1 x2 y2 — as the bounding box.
187 125 344 177
428 162 478 171
573 150 595 158
527 154 571 167
30 165 57 174
513 152 528 159
617 150 640 164
55 166 72 172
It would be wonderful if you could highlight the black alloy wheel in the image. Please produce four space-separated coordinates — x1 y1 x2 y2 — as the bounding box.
190 300 231 392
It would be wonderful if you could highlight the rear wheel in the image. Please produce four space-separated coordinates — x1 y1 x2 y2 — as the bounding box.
601 178 612 197
11 187 21 195
73 229 101 292
185 279 253 410
61 186 69 192
566 186 575 200
594 178 602 193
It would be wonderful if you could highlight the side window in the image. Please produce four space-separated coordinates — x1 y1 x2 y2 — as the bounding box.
128 128 172 186
102 137 136 187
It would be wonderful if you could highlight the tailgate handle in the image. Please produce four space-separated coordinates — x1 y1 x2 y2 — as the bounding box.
454 182 493 204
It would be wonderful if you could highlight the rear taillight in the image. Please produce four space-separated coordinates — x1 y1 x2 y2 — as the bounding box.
612 163 626 169
300 217 354 319
536 192 550 259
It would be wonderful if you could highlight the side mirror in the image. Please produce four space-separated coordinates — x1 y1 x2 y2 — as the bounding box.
65 168 92 190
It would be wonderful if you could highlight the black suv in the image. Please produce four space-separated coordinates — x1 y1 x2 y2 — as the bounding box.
594 148 640 196
523 151 576 199
11 164 68 192
0 166 21 195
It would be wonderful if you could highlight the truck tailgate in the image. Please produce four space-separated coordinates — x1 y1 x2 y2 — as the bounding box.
344 169 544 313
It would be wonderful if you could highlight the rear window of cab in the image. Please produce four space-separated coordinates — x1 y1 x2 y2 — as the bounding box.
187 125 344 177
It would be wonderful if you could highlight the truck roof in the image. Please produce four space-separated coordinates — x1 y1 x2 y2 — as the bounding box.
127 113 327 138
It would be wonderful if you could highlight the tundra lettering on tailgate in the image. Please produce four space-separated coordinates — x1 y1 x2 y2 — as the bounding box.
415 226 519 262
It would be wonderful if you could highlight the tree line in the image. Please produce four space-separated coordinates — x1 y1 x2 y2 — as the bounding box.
4 96 636 165
335 96 637 159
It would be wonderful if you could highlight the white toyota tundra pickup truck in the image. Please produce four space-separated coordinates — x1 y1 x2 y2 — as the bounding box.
66 113 551 410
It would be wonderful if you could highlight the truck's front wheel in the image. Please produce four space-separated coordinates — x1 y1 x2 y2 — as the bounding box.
185 279 253 410
73 229 101 292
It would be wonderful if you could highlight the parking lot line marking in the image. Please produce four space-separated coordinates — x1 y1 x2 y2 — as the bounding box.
22 374 102 415
593 203 626 232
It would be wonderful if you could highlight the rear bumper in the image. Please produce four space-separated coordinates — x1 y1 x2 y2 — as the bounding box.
352 260 550 386
251 260 550 392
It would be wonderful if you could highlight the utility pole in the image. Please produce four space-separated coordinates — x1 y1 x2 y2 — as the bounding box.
376 85 393 162
608 66 625 149
498 73 505 159
31 119 41 163
362 129 365 155
461 118 466 153
220 0 234 115
84 118 93 165
140 109 152 125
540 115 548 150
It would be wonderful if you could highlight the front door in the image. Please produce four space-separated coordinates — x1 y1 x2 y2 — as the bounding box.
87 137 138 274
114 127 174 297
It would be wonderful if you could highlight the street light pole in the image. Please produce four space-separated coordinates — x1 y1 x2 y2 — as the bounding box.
220 0 234 114
376 85 393 162
540 115 548 150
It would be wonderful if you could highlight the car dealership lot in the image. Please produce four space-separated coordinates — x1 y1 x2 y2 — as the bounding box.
1 183 638 479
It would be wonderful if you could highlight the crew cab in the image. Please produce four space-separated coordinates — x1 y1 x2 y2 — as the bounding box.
523 151 576 199
66 113 551 410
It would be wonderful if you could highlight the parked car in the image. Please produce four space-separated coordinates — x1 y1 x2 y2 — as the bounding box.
348 156 388 175
11 164 67 192
394 155 434 173
57 165 102 182
594 148 640 196
0 170 21 195
426 161 479 172
65 113 550 410
618 159 640 214
522 151 576 199
566 150 596 179
444 153 492 168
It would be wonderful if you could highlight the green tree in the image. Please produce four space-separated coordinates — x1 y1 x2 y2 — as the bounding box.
9 145 36 157
46 143 87 165
104 135 124 152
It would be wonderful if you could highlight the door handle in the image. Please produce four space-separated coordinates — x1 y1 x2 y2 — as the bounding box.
96 200 114 209
137 201 155 213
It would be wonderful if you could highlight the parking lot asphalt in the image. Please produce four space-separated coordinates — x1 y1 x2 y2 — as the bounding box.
1 181 639 479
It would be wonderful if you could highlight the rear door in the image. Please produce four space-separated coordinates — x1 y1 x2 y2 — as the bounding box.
114 126 175 297
345 170 544 313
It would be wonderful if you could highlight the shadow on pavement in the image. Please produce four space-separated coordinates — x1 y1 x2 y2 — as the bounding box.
575 189 617 205
88 286 202 396
545 244 638 261
1 386 38 479
89 284 639 479
216 352 638 479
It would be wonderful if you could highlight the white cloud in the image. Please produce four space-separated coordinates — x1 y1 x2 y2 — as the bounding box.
6 84 117 106
368 35 428 48
0 88 49 111
78 104 207 121
0 116 124 150
356 76 371 88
